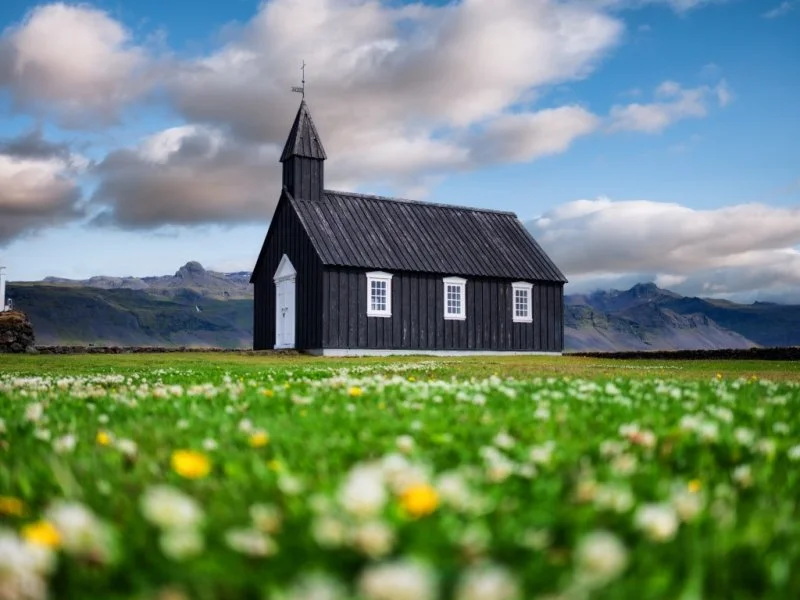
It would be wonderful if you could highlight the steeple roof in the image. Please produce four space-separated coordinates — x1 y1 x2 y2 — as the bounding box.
280 100 327 161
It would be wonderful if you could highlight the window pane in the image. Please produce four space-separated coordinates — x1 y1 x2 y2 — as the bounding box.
370 280 387 312
514 288 529 318
446 284 462 315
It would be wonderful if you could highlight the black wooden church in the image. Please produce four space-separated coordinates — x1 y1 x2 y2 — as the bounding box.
251 100 567 355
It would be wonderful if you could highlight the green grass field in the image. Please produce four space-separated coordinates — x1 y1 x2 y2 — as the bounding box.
1 354 799 599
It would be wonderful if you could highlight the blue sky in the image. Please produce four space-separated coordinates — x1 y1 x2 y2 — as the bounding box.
0 0 798 302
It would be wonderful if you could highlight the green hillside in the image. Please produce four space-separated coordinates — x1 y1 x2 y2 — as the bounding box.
8 284 252 348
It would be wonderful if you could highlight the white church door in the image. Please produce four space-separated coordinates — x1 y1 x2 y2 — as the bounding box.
273 255 297 349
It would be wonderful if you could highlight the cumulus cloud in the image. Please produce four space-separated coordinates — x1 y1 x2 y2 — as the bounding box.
0 130 85 244
90 126 282 228
0 3 152 126
608 80 730 133
530 198 800 301
164 0 621 185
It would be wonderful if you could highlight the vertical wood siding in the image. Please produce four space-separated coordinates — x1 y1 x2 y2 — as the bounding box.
282 158 323 202
321 268 564 352
252 198 323 350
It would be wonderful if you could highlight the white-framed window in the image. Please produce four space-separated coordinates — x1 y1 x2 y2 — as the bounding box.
512 281 533 323
366 271 393 317
443 276 467 320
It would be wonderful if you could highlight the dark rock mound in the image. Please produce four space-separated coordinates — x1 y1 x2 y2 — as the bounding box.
0 310 37 353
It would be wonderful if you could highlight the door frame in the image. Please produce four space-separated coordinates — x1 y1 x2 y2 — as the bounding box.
273 254 297 349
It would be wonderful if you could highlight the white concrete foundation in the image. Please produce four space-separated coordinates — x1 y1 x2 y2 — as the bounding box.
305 348 562 357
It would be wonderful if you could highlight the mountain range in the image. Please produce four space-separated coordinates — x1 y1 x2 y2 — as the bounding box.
6 262 799 350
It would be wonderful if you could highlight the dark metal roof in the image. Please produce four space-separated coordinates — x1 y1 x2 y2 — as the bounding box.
289 190 567 282
280 100 327 161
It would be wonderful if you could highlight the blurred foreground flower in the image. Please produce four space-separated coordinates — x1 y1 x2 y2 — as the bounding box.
400 484 439 518
358 559 436 600
21 521 60 549
171 450 211 479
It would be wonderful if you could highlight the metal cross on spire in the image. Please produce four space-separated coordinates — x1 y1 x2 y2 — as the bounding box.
291 61 306 99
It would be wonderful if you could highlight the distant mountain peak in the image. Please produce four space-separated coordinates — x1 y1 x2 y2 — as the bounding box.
176 261 206 278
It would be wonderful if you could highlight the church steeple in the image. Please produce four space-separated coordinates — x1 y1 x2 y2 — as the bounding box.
280 100 326 201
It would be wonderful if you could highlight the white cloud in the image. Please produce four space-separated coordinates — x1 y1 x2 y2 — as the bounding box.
0 131 85 244
763 1 797 18
608 80 730 133
165 0 621 186
0 3 152 126
91 125 282 228
530 198 800 300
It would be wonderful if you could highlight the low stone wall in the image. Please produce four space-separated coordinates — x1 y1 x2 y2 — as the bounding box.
0 310 36 353
568 347 800 361
34 346 297 356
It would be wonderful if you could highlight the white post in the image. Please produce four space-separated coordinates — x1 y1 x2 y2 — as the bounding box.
0 266 6 312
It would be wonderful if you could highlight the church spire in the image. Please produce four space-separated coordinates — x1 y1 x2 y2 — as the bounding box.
280 99 326 201
280 100 327 162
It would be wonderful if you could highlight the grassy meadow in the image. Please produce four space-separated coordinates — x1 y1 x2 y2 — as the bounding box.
1 353 799 599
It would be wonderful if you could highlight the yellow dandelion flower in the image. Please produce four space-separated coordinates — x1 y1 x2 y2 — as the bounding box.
22 521 61 548
171 450 211 479
348 386 363 397
96 431 111 446
716 373 722 380
262 389 274 397
400 483 440 518
0 496 24 517
688 479 701 493
249 431 270 448
408 376 416 382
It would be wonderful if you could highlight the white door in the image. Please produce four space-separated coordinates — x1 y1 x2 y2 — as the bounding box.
273 255 297 349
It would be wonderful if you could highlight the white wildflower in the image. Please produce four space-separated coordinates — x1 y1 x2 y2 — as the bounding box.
671 489 705 522
455 563 519 600
160 528 204 561
634 503 679 542
788 445 800 461
24 403 44 423
202 438 218 451
116 438 138 459
351 521 395 559
734 427 755 446
53 434 77 454
395 435 415 454
250 503 282 534
140 486 203 530
358 559 437 600
732 464 753 488
225 527 277 557
529 441 555 466
312 516 348 548
493 432 516 450
593 484 634 513
574 530 628 587
45 501 115 562
436 472 472 511
280 572 347 600
338 465 387 519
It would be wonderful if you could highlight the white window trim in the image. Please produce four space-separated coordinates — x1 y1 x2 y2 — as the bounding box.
512 281 533 323
366 271 393 317
443 276 467 320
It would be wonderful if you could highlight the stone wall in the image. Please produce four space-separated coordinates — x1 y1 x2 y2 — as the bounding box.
569 347 800 361
0 310 36 353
